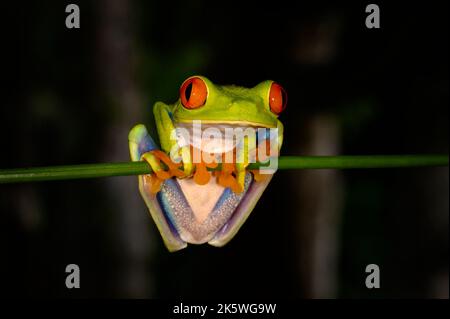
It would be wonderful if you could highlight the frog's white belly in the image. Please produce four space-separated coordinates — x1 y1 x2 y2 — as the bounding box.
155 172 252 244
177 174 224 223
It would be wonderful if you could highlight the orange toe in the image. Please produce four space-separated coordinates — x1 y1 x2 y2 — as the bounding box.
144 174 164 194
193 162 211 185
150 150 186 180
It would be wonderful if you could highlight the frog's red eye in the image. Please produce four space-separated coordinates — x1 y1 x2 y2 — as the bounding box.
180 77 208 109
269 82 287 115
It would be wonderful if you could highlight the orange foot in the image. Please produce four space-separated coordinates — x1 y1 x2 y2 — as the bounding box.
193 160 218 185
214 163 243 194
141 150 186 194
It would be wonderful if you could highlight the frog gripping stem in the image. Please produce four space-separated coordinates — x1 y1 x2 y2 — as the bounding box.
128 76 288 251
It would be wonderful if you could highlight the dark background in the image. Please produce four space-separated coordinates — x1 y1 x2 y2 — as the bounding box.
0 1 448 298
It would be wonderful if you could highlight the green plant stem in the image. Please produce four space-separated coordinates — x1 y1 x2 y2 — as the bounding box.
0 155 447 184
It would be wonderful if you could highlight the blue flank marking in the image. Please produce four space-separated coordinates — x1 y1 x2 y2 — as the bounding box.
138 131 158 158
157 179 192 236
156 183 179 236
211 187 233 214
210 173 251 217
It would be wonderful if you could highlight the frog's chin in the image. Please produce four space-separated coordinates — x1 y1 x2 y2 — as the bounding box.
175 121 275 154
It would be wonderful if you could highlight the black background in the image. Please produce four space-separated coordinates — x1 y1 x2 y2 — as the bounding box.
0 1 448 299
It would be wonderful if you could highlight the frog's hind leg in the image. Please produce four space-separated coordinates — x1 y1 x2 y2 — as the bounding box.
209 174 274 247
129 124 187 252
129 124 185 188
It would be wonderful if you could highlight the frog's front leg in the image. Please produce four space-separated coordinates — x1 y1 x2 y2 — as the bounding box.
153 101 194 177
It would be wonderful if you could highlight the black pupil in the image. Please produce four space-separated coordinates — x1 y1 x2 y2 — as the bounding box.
185 82 193 101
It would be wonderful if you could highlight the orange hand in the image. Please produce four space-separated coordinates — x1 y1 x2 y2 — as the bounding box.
193 151 219 185
151 150 186 178
215 162 243 193
142 150 187 194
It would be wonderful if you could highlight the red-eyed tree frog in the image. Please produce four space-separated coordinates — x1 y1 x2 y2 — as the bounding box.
128 76 286 251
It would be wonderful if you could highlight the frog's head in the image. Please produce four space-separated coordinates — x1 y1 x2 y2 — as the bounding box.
172 75 287 128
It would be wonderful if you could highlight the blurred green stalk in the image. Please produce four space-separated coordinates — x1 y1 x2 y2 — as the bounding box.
0 155 448 184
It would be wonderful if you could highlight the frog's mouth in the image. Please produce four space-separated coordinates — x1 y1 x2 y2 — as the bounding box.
175 121 276 155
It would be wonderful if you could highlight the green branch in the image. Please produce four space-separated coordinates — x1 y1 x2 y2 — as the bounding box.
0 155 447 184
